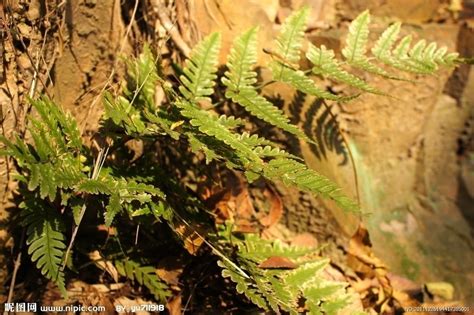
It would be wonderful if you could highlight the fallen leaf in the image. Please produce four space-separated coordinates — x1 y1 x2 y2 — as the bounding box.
347 224 394 308
156 256 185 286
259 188 283 228
258 256 297 269
174 221 208 255
166 294 182 315
88 250 119 282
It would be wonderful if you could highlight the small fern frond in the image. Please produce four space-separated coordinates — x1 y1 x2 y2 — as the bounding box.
270 63 344 101
371 22 402 59
342 11 395 78
179 32 221 102
222 27 259 92
177 100 262 164
216 230 352 314
223 28 310 141
125 44 160 110
274 6 310 65
21 199 67 296
308 44 383 95
342 10 370 63
271 6 310 80
263 158 359 212
115 260 171 302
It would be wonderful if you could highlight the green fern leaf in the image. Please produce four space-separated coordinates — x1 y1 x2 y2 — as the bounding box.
342 11 394 78
105 193 121 227
284 259 329 288
271 63 345 101
308 44 383 94
222 27 311 141
371 22 402 59
263 158 359 212
342 10 370 63
179 32 221 102
222 27 259 92
77 179 113 194
274 6 310 65
115 260 171 302
125 44 159 110
21 200 67 296
177 100 262 164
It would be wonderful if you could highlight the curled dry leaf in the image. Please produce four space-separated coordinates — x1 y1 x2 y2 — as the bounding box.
88 250 119 282
156 256 185 286
258 256 297 269
166 294 182 315
347 224 394 307
259 187 283 228
174 222 208 255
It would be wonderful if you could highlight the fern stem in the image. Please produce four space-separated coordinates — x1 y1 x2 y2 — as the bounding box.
7 229 25 304
62 146 109 270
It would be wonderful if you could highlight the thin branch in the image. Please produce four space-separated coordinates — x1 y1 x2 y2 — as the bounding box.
152 0 191 58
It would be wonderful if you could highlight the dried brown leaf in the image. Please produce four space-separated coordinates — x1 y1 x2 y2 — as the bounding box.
258 256 297 269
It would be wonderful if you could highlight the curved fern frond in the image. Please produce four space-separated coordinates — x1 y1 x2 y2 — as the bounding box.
125 44 160 110
177 99 262 164
21 200 67 296
371 22 402 60
223 28 311 141
263 158 359 212
222 27 259 91
115 260 171 302
272 6 310 80
179 32 221 102
342 10 370 63
216 230 354 314
274 6 310 65
272 63 350 101
342 11 394 78
308 44 383 95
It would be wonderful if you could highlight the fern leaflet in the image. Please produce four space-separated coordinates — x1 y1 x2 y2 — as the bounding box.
115 260 171 302
223 28 311 141
21 199 67 296
308 44 383 94
179 32 221 102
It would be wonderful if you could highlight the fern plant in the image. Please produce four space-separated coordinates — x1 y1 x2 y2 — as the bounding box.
1 6 465 312
213 226 357 314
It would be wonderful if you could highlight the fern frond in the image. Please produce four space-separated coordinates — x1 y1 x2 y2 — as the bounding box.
21 199 67 296
216 230 351 314
308 44 383 94
115 260 171 302
274 6 310 65
270 63 344 101
103 93 146 134
371 21 459 75
371 22 402 59
177 100 262 164
342 10 370 63
263 158 359 212
342 11 394 78
125 44 159 110
179 32 221 102
222 27 259 92
284 259 329 288
238 132 275 148
223 28 310 141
